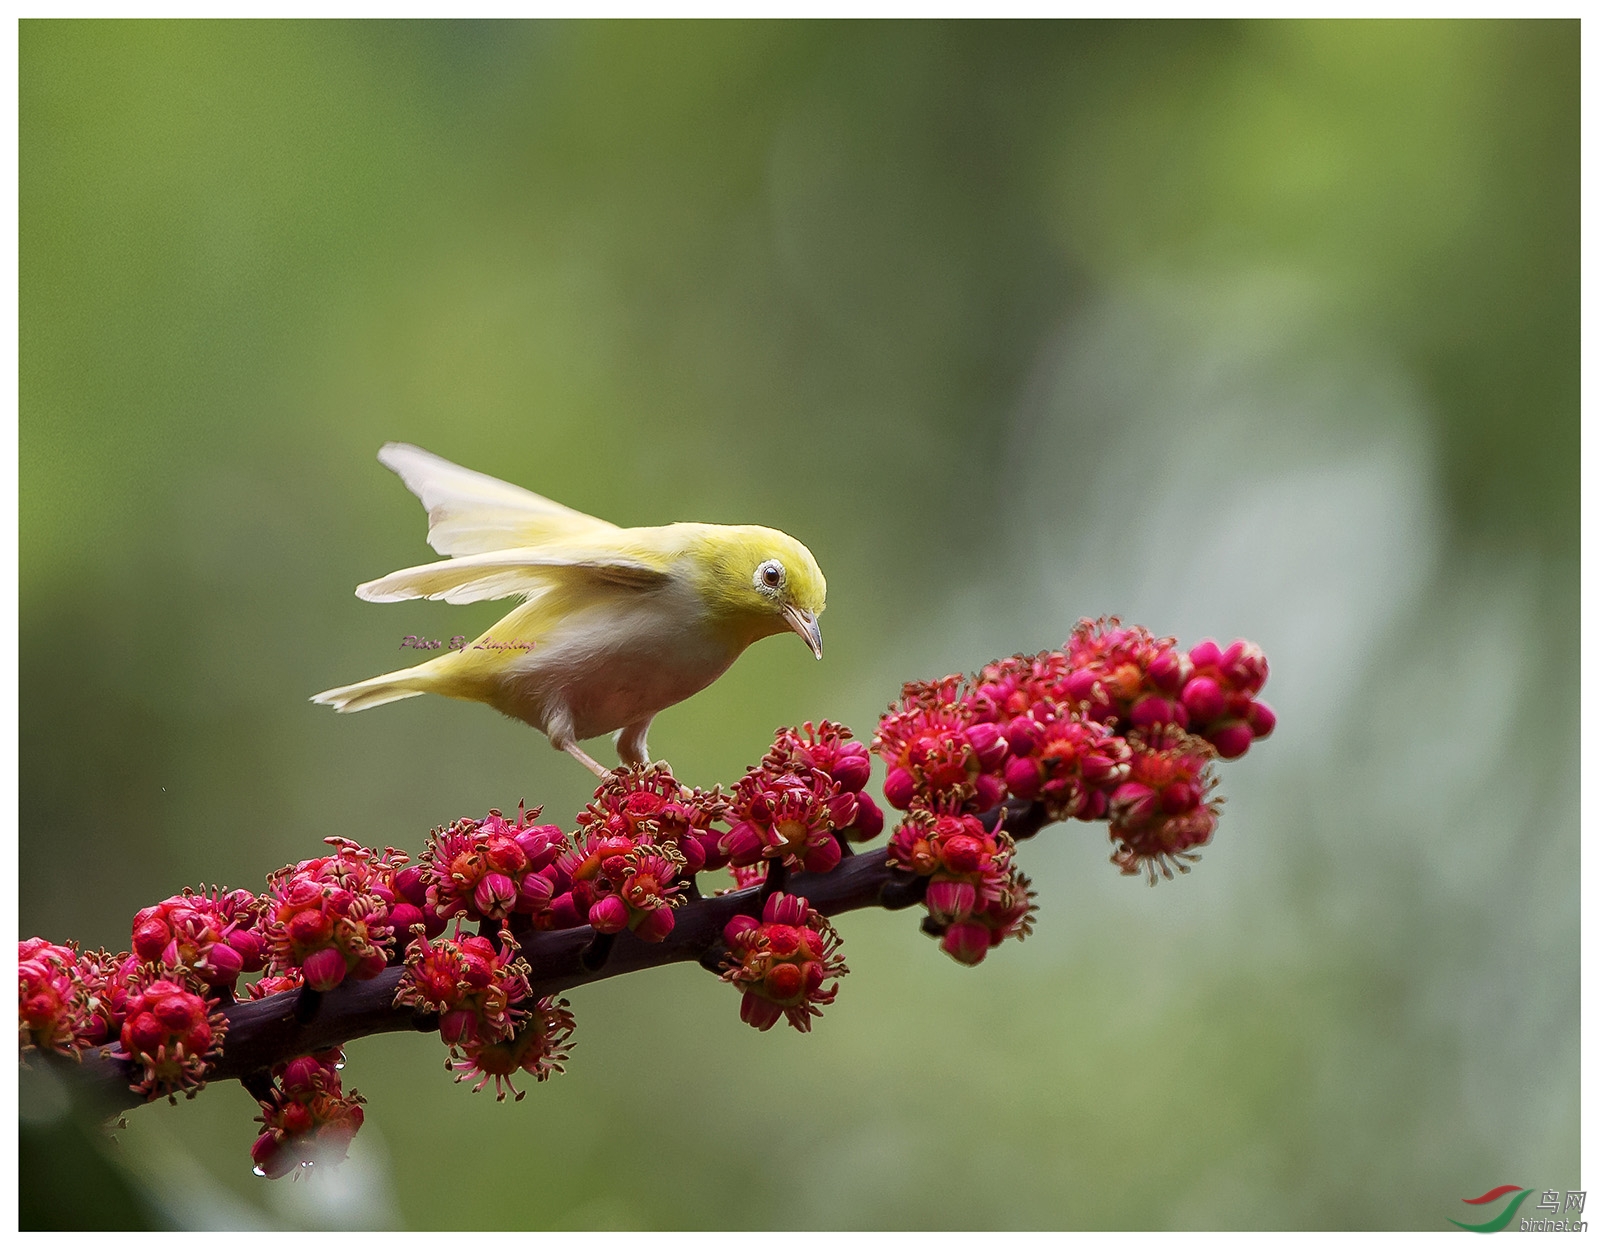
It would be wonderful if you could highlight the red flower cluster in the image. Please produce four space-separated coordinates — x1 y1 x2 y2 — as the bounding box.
393 927 532 1051
1108 727 1221 882
1179 638 1275 759
18 939 89 1056
876 619 1273 886
762 722 884 842
966 650 1070 723
250 1050 366 1179
548 769 706 940
449 996 576 1102
19 941 159 1060
421 805 566 926
1002 710 1131 821
113 974 226 1102
262 838 407 991
940 871 1037 966
131 887 265 990
576 764 727 873
1059 620 1275 759
721 893 848 1032
74 949 140 1049
723 723 880 876
887 809 1036 965
875 680 1008 813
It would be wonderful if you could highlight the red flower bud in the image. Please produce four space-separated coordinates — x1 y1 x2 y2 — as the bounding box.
940 922 992 966
965 721 1006 769
1147 649 1190 694
389 902 425 938
473 872 518 919
484 840 525 877
354 951 388 980
516 871 555 913
883 767 917 810
440 1008 477 1046
251 1132 295 1179
588 894 629 934
765 961 805 1001
764 893 809 926
393 866 427 907
720 820 765 867
1208 722 1253 759
1004 754 1042 800
288 910 334 947
972 773 1003 811
1160 782 1199 814
547 893 582 929
1110 781 1159 828
132 919 168 963
205 942 244 982
848 793 885 840
801 835 842 875
1180 676 1225 724
1005 716 1042 757
513 826 564 872
724 914 760 945
1130 695 1184 729
926 877 979 921
301 947 348 992
941 835 985 875
1064 668 1100 704
740 992 784 1031
280 1056 325 1097
127 1012 166 1054
631 905 675 943
226 928 265 972
830 751 872 793
1246 700 1276 739
1219 641 1268 695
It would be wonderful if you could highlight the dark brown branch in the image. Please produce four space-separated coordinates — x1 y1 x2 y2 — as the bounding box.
55 799 1052 1113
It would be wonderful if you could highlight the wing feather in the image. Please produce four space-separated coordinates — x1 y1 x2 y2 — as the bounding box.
378 442 617 555
356 544 673 605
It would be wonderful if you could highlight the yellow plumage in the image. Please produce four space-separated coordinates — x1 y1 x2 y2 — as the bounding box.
311 444 827 776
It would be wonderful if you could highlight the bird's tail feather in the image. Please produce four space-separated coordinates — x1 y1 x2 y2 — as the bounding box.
311 666 435 713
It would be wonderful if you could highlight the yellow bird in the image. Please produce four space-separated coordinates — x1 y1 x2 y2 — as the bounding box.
312 443 826 778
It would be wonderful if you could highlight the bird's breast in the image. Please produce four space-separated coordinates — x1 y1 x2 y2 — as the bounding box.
493 584 746 742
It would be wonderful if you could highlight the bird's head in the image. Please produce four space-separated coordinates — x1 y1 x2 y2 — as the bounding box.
695 526 827 658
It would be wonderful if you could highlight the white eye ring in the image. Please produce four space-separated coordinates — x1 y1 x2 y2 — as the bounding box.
755 559 785 593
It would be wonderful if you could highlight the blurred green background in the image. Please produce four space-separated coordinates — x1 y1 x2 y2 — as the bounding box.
19 19 1577 1230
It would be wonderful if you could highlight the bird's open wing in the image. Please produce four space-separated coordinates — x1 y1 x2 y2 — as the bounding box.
378 443 618 556
356 543 673 604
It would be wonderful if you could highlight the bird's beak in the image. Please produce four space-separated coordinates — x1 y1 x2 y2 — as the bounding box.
782 605 823 659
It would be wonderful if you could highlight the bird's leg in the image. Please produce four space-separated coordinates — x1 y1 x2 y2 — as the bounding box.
549 705 613 781
614 717 653 770
563 741 612 780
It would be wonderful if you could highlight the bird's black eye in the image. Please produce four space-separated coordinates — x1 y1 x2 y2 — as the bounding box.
757 559 785 591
